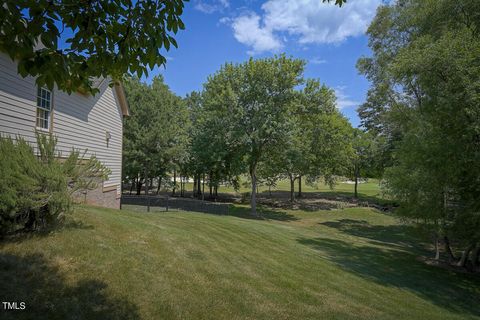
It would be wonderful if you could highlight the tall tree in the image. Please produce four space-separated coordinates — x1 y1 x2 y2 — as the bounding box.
360 0 480 267
187 90 244 199
270 79 350 202
123 76 189 195
202 56 304 216
350 129 380 198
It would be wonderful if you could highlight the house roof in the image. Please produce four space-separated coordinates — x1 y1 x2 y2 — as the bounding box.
6 40 130 117
114 82 130 117
86 77 130 117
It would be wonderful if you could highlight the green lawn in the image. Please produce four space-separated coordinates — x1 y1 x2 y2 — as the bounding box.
1 204 479 319
185 178 382 194
180 178 387 204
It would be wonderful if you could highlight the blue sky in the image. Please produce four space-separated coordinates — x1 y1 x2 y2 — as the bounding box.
146 0 383 127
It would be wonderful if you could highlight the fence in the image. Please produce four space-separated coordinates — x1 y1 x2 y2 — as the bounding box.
120 195 230 215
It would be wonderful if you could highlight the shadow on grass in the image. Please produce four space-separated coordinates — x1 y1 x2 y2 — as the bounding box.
319 219 422 250
0 219 94 244
0 253 140 320
257 195 340 212
256 190 395 210
121 195 230 215
297 236 480 317
121 196 299 222
228 205 299 222
63 219 95 231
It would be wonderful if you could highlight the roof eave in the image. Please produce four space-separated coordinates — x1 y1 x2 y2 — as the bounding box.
114 83 130 117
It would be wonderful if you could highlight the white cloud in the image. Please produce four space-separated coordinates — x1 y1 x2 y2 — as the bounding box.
195 0 230 14
231 13 283 55
219 0 230 7
219 16 232 24
335 86 359 110
229 0 381 54
310 57 327 65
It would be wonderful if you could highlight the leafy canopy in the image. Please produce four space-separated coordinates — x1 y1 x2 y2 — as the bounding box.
359 0 480 261
0 0 188 94
123 76 190 191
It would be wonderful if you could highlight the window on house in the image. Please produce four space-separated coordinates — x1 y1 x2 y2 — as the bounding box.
36 87 52 130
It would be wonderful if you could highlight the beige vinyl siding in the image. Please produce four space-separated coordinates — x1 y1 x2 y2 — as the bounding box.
0 55 38 146
0 53 123 195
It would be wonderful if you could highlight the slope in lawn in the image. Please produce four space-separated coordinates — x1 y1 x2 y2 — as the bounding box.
1 205 479 320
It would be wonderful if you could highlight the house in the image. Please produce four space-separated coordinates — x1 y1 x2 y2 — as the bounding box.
0 52 129 209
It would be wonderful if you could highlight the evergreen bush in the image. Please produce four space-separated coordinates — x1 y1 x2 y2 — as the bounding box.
0 134 109 235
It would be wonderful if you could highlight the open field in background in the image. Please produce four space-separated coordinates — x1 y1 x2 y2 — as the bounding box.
229 178 388 206
126 178 388 206
184 178 383 197
1 204 479 320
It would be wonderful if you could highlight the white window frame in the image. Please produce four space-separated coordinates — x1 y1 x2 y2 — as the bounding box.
36 87 53 131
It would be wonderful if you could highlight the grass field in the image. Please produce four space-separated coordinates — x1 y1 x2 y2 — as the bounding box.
1 203 479 319
184 178 382 195
167 178 388 205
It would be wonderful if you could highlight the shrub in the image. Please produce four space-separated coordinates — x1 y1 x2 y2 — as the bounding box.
0 134 109 235
241 192 251 204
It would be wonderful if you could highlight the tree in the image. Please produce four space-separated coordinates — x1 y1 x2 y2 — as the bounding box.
183 92 205 198
186 89 244 200
360 0 480 268
202 55 304 216
269 78 350 203
123 76 189 195
350 129 379 198
327 0 348 6
309 111 353 188
297 79 353 196
0 0 187 94
122 78 155 194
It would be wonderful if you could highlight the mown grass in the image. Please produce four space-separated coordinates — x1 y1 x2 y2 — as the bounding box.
1 204 479 319
179 178 389 206
185 178 383 196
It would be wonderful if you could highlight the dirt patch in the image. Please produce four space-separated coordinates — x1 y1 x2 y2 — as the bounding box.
417 256 480 274
257 197 354 211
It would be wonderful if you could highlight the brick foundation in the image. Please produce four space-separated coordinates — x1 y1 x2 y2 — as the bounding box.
73 184 120 209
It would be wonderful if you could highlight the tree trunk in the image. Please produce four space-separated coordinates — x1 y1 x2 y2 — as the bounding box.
202 173 205 201
471 245 480 270
180 176 183 197
197 175 202 198
193 175 197 197
129 178 134 195
209 171 213 197
172 169 177 196
298 175 302 198
444 236 457 263
250 164 258 217
434 234 440 260
144 169 149 195
268 185 272 197
156 176 162 194
456 244 474 268
289 175 295 203
183 177 186 197
354 164 359 199
136 177 143 195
